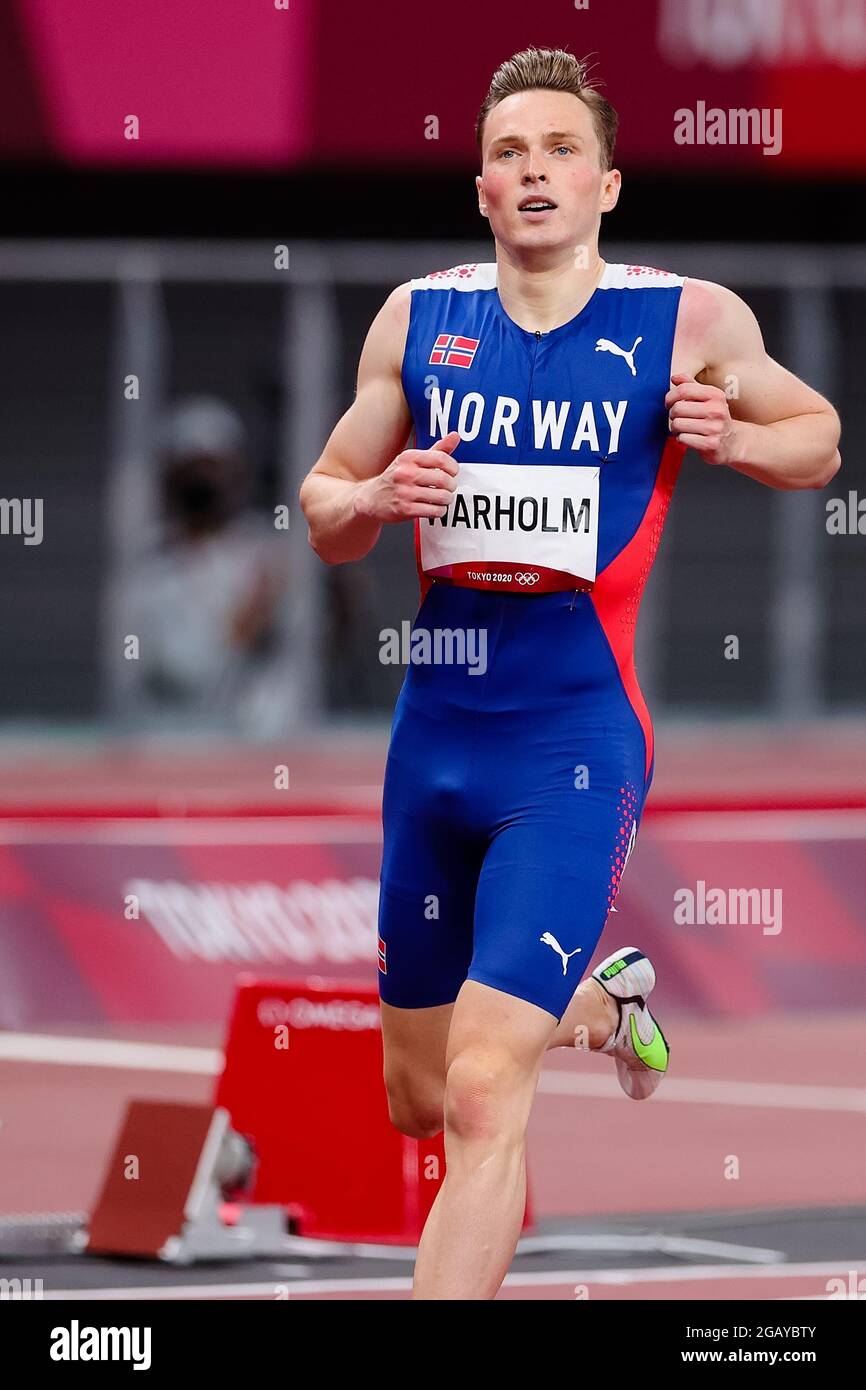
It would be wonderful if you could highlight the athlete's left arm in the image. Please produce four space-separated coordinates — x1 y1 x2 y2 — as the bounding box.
667 278 841 489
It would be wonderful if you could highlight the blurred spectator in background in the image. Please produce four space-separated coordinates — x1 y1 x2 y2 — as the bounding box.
115 396 296 739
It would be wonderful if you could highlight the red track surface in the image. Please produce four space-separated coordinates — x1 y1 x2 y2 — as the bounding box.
1 731 863 1298
3 1015 863 1216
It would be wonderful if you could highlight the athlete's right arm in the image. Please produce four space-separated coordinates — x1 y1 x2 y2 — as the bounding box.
299 282 460 564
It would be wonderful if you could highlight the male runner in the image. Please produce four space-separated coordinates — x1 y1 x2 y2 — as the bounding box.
299 47 841 1300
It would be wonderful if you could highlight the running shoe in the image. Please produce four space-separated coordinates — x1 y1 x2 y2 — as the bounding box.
591 947 670 1100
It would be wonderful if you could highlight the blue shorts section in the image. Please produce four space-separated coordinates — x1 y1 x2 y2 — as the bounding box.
376 584 651 1022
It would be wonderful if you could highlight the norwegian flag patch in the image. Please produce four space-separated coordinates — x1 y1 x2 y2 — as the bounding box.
428 333 480 368
377 935 387 973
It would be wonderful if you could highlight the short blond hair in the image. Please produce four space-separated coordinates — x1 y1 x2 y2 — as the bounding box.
476 47 619 171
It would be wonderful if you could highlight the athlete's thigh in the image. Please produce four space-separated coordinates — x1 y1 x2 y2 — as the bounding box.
468 752 645 1022
380 998 453 1095
377 713 482 1012
446 979 557 1072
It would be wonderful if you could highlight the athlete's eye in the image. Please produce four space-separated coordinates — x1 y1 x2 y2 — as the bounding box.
554 145 573 156
497 148 517 159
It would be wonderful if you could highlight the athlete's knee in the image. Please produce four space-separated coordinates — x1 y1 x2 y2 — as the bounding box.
384 1064 444 1139
388 1098 444 1140
443 1046 528 1143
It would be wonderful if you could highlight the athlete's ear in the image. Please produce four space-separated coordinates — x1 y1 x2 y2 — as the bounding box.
599 167 621 215
475 173 488 219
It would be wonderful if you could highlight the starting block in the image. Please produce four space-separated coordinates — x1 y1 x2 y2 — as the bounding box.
85 1100 287 1262
215 977 534 1244
85 978 533 1260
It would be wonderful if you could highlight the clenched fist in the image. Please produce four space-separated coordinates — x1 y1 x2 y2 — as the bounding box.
665 374 738 466
354 431 461 523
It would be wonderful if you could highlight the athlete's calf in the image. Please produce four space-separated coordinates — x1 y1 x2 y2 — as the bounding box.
412 981 555 1299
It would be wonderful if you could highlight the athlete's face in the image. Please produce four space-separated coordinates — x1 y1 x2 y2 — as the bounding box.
476 90 620 256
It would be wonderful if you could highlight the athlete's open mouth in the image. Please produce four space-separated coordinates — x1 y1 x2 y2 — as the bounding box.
518 199 558 217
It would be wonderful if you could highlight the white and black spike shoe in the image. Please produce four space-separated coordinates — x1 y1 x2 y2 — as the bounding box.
591 947 670 1100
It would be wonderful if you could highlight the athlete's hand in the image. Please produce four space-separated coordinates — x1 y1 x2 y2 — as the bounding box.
665 374 739 465
353 430 461 522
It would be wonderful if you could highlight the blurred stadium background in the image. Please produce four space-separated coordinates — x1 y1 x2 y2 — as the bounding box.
0 0 864 1299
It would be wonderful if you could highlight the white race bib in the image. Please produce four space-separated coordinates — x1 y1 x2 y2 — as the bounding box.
419 462 600 593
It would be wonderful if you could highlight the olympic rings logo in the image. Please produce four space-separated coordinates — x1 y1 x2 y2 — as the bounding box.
514 571 540 586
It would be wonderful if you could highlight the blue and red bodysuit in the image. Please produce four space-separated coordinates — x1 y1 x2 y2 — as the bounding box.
377 261 685 1020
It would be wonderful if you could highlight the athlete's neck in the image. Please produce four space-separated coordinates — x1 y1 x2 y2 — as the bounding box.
494 251 606 335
